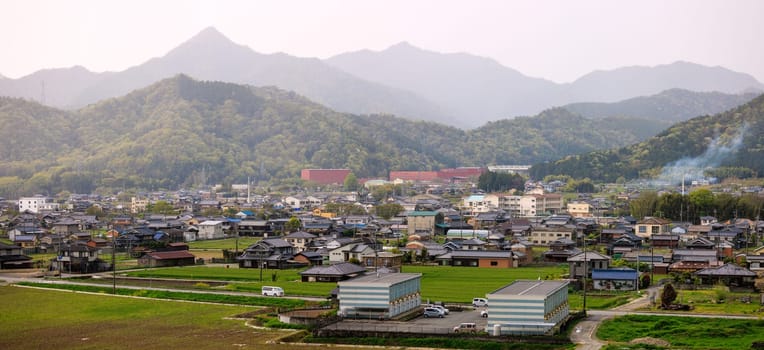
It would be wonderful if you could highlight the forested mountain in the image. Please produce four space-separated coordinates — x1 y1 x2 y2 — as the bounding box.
531 93 764 183
0 75 676 197
562 89 759 123
0 27 448 124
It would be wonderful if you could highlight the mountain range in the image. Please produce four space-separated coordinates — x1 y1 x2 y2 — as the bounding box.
1 27 762 128
5 75 750 197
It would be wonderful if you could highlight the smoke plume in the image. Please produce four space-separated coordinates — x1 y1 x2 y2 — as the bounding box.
656 123 747 185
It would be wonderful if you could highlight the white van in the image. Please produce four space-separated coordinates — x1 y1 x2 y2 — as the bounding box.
261 286 284 297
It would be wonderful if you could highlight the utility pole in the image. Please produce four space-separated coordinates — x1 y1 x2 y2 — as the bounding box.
112 238 116 294
582 234 587 315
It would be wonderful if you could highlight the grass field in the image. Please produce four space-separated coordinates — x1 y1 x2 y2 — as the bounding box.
654 287 764 315
0 285 309 350
597 314 764 349
122 264 634 309
187 237 261 250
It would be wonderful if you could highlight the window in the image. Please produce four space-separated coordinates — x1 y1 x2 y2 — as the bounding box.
490 261 498 266
638 226 647 233
652 226 659 234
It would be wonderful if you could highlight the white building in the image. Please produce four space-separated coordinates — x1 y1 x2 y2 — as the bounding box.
18 196 58 213
486 280 569 336
197 220 225 240
461 194 500 215
338 272 422 319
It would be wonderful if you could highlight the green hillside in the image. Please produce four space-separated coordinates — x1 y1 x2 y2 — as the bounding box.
531 94 764 182
0 75 757 196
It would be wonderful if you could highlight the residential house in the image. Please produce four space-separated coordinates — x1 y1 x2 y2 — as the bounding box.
54 243 103 273
361 251 403 271
436 250 515 268
529 225 576 246
566 201 593 218
52 218 81 235
462 194 500 215
543 238 581 262
237 220 271 236
694 263 756 288
237 238 295 269
197 220 225 240
634 217 671 239
0 242 34 269
300 262 366 282
406 211 444 236
293 251 324 266
707 226 744 248
568 251 611 279
284 231 317 253
138 250 196 267
651 234 680 248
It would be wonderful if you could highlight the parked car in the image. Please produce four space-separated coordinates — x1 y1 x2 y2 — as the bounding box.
425 304 449 315
472 298 488 307
261 286 284 297
453 322 478 333
423 307 444 318
480 309 488 318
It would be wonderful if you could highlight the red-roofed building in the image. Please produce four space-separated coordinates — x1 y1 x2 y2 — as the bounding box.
389 171 439 182
301 169 351 185
437 167 485 180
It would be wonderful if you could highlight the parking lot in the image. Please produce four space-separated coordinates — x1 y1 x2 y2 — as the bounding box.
324 306 488 335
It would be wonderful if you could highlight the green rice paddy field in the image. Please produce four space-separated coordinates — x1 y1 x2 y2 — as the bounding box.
0 285 323 350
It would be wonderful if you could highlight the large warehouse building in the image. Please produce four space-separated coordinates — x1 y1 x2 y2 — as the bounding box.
337 273 422 319
300 169 351 185
485 280 569 336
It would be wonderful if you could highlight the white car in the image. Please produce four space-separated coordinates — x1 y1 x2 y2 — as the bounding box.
480 309 488 318
426 304 449 315
472 298 488 307
261 286 284 296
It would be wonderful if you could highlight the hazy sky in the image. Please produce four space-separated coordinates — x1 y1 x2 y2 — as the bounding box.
3 0 763 83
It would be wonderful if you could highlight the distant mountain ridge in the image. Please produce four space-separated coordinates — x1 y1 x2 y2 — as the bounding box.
0 27 449 123
1 27 762 128
562 89 759 123
327 44 763 127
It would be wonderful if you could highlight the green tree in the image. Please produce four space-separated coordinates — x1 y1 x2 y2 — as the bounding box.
149 200 175 215
374 203 405 220
630 191 658 219
85 205 103 216
689 188 715 219
284 217 301 233
343 173 359 192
